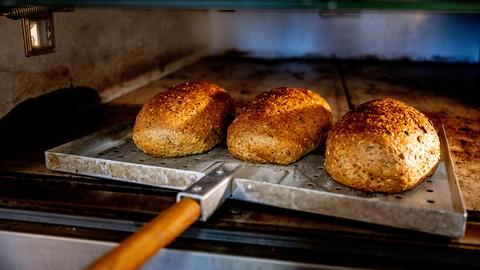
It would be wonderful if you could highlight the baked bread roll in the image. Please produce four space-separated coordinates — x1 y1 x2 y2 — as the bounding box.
133 81 234 157
227 87 332 165
325 98 440 193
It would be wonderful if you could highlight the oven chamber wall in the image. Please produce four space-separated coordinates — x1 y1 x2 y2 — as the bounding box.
0 9 479 119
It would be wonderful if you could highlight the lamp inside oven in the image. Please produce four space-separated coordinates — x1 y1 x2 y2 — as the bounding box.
21 13 55 57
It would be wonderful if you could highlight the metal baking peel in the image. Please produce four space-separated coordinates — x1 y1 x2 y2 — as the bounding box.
45 121 466 269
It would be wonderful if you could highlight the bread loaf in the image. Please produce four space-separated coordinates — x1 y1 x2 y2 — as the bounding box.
227 87 332 165
325 98 440 193
133 82 234 157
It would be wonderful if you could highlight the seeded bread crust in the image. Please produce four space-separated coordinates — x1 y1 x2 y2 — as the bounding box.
133 81 234 157
325 98 440 193
227 87 332 165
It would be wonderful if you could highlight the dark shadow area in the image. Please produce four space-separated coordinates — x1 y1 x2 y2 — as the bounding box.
0 87 115 163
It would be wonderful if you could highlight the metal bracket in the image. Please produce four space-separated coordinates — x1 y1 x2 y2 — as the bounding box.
177 162 239 221
1 5 74 20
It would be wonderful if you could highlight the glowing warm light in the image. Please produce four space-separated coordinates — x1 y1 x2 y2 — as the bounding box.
30 22 39 48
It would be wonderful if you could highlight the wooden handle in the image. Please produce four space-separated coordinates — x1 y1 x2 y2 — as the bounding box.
86 198 201 270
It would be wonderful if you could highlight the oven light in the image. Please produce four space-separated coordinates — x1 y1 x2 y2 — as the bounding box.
21 13 55 57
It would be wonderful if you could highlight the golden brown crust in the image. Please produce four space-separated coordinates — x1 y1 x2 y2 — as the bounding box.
132 81 234 157
325 98 440 193
227 87 332 165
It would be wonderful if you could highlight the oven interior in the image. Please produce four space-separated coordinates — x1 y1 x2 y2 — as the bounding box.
0 3 479 269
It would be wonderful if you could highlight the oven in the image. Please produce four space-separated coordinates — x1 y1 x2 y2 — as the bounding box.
0 1 479 269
